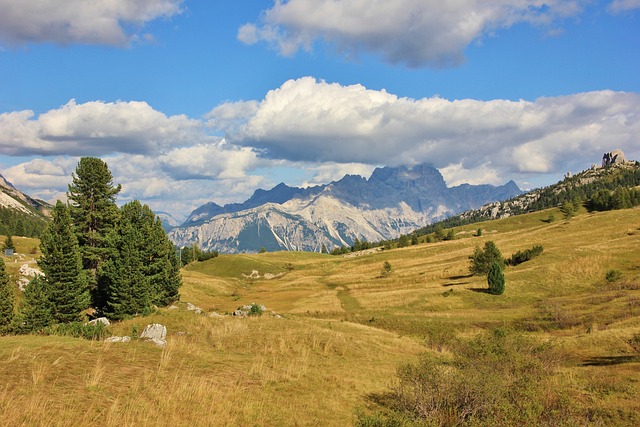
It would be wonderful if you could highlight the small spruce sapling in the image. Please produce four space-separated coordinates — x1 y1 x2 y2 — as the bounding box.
487 261 505 295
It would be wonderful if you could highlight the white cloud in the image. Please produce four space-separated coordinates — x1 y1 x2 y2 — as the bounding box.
609 0 640 13
0 99 205 156
0 0 183 47
217 77 640 185
240 0 582 67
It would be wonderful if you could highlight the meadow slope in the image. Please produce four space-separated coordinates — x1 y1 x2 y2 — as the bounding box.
1 207 639 426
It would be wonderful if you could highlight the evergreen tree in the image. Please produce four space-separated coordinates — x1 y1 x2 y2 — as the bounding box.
38 201 90 323
488 261 505 295
146 216 181 306
16 276 54 332
321 243 328 254
3 235 15 252
397 234 410 248
101 201 181 319
469 241 504 275
0 258 14 330
67 157 121 306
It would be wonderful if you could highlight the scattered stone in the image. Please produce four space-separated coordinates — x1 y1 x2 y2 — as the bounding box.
88 317 111 327
175 331 186 336
186 302 203 314
19 264 44 278
105 336 131 343
140 324 167 348
209 311 224 318
242 270 261 279
168 305 178 310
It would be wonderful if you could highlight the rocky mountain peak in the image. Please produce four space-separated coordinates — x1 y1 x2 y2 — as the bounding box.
602 149 626 167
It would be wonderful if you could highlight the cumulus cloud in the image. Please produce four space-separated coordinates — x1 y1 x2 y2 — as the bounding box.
0 99 205 156
216 77 640 185
240 0 582 67
0 0 183 47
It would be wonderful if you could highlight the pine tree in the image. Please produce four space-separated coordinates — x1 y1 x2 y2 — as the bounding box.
101 201 151 319
488 261 505 295
67 157 121 307
16 276 54 332
101 201 181 319
3 235 15 252
0 258 14 330
146 215 181 306
38 201 90 323
469 241 504 275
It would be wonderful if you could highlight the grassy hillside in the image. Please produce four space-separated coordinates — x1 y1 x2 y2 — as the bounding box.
1 207 639 425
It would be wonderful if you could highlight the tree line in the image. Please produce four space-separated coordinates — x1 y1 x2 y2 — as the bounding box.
0 157 182 334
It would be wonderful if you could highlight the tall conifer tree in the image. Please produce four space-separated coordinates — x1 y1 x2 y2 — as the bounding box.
16 276 54 332
101 201 181 318
0 258 14 330
67 157 121 307
39 201 89 323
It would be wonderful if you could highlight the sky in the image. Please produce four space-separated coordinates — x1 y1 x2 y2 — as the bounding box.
0 0 639 220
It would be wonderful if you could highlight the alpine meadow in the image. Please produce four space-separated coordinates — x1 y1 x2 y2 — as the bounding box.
1 1 639 426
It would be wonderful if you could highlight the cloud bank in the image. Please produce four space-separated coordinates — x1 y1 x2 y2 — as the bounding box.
0 0 183 47
239 0 583 67
2 78 639 216
215 77 640 182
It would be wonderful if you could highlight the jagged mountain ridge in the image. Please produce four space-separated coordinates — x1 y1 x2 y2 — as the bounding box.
170 163 521 253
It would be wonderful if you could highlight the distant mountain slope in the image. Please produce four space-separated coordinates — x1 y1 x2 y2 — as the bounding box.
169 163 521 253
411 157 640 238
0 173 51 237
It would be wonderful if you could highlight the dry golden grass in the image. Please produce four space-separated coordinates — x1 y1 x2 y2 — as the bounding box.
1 207 639 425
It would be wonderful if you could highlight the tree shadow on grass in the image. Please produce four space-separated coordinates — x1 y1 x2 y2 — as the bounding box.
448 274 473 280
582 355 640 366
469 288 490 294
442 282 470 287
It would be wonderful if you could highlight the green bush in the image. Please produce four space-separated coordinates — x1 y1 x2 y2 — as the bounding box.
248 303 263 316
507 245 544 266
605 269 623 283
42 321 109 340
359 328 569 426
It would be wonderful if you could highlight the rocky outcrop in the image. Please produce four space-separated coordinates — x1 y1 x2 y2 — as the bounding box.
602 149 627 167
140 324 167 348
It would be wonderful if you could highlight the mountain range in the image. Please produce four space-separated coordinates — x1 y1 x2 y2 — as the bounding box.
168 163 521 253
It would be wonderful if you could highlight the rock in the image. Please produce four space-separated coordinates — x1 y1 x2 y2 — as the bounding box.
602 149 626 167
209 312 224 318
186 302 203 315
140 324 167 347
88 317 110 326
105 336 131 343
19 264 44 278
168 305 178 310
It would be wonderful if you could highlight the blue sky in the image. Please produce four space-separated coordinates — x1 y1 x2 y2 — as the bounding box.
0 0 638 219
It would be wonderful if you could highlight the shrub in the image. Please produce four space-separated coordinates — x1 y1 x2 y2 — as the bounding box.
507 245 544 266
359 328 567 426
381 261 392 277
605 269 623 283
42 321 109 340
488 261 505 295
248 303 263 316
469 241 504 275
